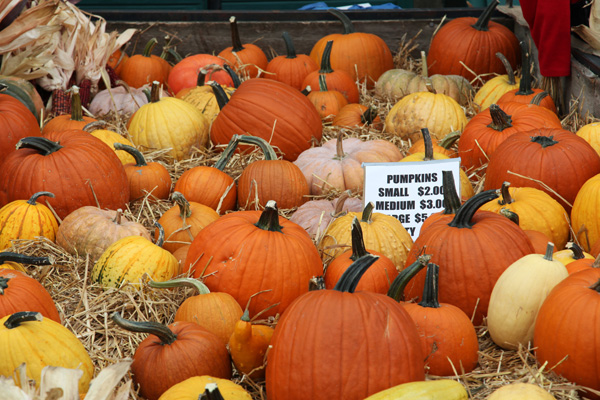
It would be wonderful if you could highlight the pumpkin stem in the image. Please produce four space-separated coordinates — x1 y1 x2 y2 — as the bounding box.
531 135 558 148
421 128 435 161
438 131 461 150
4 311 42 329
16 137 63 155
590 279 600 293
26 191 54 206
113 143 148 167
229 16 245 52
149 81 162 103
0 252 52 266
282 31 297 59
472 0 499 31
334 131 347 160
487 104 513 131
496 52 516 85
531 91 549 106
200 383 226 400
237 134 278 161
171 191 193 219
255 200 283 232
210 82 230 110
332 190 353 218
566 241 586 260
360 106 378 125
83 120 107 133
0 277 8 294
441 171 461 215
448 189 499 229
142 38 158 58
111 312 177 345
328 8 356 34
499 208 519 225
223 64 242 88
360 202 375 223
349 217 369 261
418 263 441 308
113 209 123 225
498 181 514 205
319 41 335 74
387 254 431 301
543 242 555 261
516 41 534 96
318 73 329 92
420 50 430 78
68 85 84 121
154 221 166 247
214 135 242 171
148 277 210 295
333 253 379 293
196 67 209 87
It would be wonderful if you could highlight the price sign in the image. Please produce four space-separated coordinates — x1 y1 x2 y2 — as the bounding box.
362 158 461 240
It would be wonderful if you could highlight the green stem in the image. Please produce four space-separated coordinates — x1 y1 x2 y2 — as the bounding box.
448 189 499 229
349 217 369 261
418 263 440 308
360 202 375 223
472 0 499 31
154 221 166 247
113 143 148 167
516 41 534 96
319 40 335 74
496 52 516 85
387 254 431 301
214 135 241 171
16 137 63 155
210 82 230 110
148 277 210 295
111 312 177 345
69 85 83 121
333 253 379 293
328 8 356 34
318 73 329 92
531 92 549 106
237 134 278 160
543 242 555 261
499 208 519 225
4 311 42 329
254 200 283 232
223 64 241 88
282 31 297 59
441 171 461 215
0 252 52 265
171 191 192 219
229 16 245 52
531 136 558 148
142 38 158 58
438 131 461 150
26 191 55 206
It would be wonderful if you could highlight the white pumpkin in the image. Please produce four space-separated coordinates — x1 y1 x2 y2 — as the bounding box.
89 83 169 116
487 242 568 350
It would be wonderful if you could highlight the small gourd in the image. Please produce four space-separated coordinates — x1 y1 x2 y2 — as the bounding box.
158 377 251 400
487 242 568 350
487 383 556 399
364 379 468 400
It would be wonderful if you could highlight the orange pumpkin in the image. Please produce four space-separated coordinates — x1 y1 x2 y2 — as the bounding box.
265 31 318 91
218 16 268 79
119 38 171 89
42 86 97 135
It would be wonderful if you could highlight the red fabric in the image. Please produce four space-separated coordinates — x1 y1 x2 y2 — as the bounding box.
520 0 571 77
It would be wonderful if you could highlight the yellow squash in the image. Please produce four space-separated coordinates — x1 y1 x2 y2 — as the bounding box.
364 379 468 400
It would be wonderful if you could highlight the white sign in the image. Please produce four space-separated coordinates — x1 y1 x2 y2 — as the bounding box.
362 158 462 240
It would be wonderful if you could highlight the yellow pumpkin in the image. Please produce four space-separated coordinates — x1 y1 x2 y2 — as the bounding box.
0 312 94 394
91 224 179 288
553 242 594 266
364 379 468 400
318 202 413 271
479 182 570 250
487 383 556 399
384 90 467 143
576 122 600 159
0 192 59 250
86 124 136 165
487 242 568 350
572 173 600 251
158 376 251 400
128 81 210 161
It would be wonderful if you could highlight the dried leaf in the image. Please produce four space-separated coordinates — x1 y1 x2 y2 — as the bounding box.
39 366 82 400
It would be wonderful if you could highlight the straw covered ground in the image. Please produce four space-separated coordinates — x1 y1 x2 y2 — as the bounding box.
5 32 600 400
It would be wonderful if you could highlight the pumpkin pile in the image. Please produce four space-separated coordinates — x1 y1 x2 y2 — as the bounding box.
1 2 600 400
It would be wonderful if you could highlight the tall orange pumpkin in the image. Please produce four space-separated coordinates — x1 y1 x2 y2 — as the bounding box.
427 0 520 83
309 9 394 89
265 31 318 91
218 16 268 79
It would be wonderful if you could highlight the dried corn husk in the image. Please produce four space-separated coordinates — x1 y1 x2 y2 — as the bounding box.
0 0 136 93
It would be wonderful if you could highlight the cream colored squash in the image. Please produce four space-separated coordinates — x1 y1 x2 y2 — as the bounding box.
487 242 568 350
487 383 556 400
